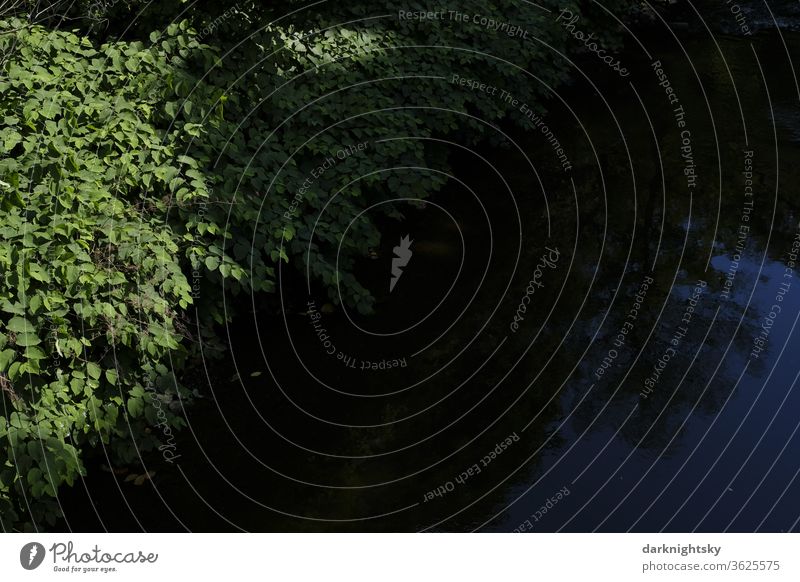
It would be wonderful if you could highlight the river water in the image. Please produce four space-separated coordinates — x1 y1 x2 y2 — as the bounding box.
62 2 800 532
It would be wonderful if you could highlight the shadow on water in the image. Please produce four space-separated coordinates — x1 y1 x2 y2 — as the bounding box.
61 2 800 531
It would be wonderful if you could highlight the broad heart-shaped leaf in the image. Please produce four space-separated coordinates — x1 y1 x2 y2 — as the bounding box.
23 346 46 360
204 256 220 271
127 398 144 418
27 263 50 283
86 362 101 380
3 130 21 151
6 316 34 334
14 332 41 347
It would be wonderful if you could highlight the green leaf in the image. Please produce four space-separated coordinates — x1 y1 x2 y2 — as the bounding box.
3 130 22 150
87 362 101 380
204 256 220 271
8 361 22 381
14 332 41 347
6 317 34 334
28 295 43 314
0 349 15 372
27 467 42 484
28 263 51 283
127 398 144 418
24 346 46 360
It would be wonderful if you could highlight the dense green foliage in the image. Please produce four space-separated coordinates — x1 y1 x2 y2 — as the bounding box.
0 20 204 528
0 0 632 529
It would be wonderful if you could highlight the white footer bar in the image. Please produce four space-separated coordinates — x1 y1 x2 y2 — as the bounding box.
2 533 797 580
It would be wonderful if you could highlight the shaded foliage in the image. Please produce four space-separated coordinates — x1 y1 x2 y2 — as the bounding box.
0 0 634 528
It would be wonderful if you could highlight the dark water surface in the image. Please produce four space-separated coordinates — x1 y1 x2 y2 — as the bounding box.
61 4 800 532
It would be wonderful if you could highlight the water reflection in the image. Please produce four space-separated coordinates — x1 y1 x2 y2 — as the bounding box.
61 2 800 532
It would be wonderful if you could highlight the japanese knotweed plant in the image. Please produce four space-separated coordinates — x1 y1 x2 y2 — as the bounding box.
0 0 634 529
0 20 217 529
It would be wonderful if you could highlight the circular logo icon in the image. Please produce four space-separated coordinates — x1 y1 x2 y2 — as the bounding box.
20 542 46 570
